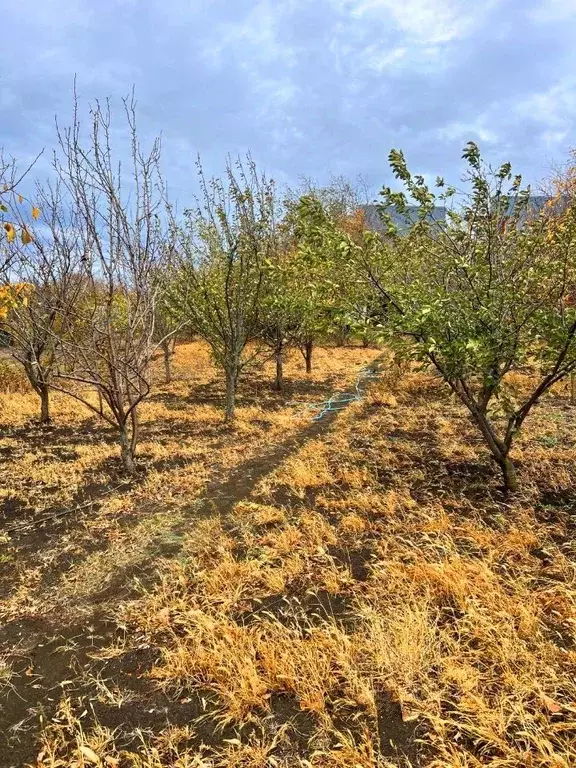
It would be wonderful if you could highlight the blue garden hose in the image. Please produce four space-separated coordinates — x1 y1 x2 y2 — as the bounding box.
290 363 382 422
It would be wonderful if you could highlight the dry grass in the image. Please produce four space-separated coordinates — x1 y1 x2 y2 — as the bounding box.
1 346 576 766
0 341 378 622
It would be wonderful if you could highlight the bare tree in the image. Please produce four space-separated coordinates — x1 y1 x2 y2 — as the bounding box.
153 286 180 384
174 156 277 421
0 149 43 296
1 182 85 423
46 92 168 473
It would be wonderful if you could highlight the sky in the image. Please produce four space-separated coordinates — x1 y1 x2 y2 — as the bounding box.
1 0 576 204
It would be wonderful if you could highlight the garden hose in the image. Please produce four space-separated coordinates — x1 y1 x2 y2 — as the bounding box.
290 361 383 422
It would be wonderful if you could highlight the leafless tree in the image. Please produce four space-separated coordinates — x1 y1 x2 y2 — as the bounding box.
1 182 85 423
46 92 169 473
0 149 43 279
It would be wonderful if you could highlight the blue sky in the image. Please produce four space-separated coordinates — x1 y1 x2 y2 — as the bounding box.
1 0 575 203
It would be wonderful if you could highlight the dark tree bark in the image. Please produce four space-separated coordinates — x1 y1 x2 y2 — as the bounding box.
161 337 175 384
274 346 284 392
224 364 239 422
301 339 313 374
22 357 53 425
119 424 136 475
39 383 51 425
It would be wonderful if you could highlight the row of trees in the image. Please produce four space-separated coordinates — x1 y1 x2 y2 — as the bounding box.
2 96 576 491
0 99 375 473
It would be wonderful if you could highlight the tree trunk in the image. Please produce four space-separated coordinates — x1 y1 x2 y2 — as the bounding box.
225 367 238 423
163 341 172 384
119 424 137 475
304 340 313 374
467 406 519 493
337 325 351 346
130 406 139 458
39 384 51 425
274 347 283 392
496 455 518 493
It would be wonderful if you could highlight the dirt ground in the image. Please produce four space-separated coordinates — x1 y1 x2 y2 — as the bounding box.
1 343 575 767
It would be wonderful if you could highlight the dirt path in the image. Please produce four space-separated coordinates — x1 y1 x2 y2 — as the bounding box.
0 359 385 767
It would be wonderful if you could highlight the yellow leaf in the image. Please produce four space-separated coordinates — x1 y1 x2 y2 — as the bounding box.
32 206 40 220
79 745 101 764
4 223 15 243
542 694 562 714
21 227 33 245
17 194 23 204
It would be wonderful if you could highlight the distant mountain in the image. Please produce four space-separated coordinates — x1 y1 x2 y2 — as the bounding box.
363 196 555 234
362 204 447 233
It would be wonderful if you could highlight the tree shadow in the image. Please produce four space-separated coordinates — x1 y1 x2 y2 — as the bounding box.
0 420 120 455
182 372 342 411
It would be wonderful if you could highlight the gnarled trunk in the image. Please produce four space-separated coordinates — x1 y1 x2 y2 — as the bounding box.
304 340 313 374
274 347 284 392
39 383 51 425
119 423 137 475
496 455 518 493
224 365 239 423
163 343 172 384
23 360 52 425
469 407 518 493
162 337 176 384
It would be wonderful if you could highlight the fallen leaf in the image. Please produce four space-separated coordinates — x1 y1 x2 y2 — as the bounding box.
79 745 101 764
156 607 171 625
542 694 562 714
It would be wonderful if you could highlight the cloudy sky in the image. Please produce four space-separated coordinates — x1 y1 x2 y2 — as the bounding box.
1 0 575 202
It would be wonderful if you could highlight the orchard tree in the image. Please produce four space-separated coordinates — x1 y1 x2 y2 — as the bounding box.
153 298 179 385
356 143 576 492
257 246 305 392
286 193 349 371
0 149 41 279
0 153 42 320
0 182 87 424
287 188 373 364
47 93 169 474
151 257 182 386
542 152 576 404
174 156 277 421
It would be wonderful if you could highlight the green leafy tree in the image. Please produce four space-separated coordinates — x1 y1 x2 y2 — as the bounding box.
285 193 352 369
257 249 305 391
356 143 576 492
174 156 277 421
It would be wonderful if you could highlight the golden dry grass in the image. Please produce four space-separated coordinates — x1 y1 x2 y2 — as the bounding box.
0 341 379 621
2 346 576 767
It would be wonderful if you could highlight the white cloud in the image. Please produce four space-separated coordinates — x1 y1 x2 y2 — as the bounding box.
437 119 499 144
529 0 576 22
334 0 501 45
515 78 576 137
199 0 296 69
